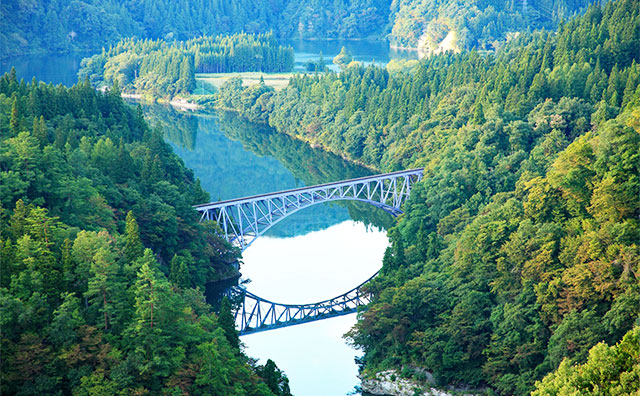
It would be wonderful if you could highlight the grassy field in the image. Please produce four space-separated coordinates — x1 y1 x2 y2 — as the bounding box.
195 72 295 93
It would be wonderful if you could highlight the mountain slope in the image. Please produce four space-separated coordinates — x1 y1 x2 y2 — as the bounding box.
0 0 389 58
0 73 291 395
215 0 640 393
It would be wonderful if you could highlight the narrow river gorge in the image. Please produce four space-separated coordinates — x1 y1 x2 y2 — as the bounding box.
156 106 393 396
1 40 416 395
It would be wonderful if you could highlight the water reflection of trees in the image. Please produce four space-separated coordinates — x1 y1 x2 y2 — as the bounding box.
215 111 395 234
145 104 393 237
140 103 199 150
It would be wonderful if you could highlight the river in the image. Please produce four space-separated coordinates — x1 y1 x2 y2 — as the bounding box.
1 40 413 396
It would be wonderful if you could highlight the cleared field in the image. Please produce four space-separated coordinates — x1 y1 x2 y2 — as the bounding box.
196 72 295 92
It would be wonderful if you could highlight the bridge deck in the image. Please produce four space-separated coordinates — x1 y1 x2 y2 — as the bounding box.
194 168 424 210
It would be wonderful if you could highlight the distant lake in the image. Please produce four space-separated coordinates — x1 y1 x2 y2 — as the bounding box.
282 38 418 71
0 51 93 86
0 39 417 86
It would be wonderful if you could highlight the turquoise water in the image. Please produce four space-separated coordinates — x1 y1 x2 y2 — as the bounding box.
0 42 405 395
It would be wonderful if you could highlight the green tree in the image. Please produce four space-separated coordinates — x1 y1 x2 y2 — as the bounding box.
84 247 121 331
532 327 640 396
218 296 239 351
32 116 47 146
333 46 353 68
178 57 196 93
169 253 191 289
10 98 20 135
124 211 144 265
258 359 292 396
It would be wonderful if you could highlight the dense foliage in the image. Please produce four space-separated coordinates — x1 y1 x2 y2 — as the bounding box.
79 33 294 98
0 0 389 58
218 0 640 394
388 0 595 52
0 71 291 395
221 0 640 171
531 327 639 395
1 0 598 60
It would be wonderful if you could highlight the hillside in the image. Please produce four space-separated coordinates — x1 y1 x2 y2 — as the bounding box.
388 0 596 52
0 72 291 396
216 0 640 393
0 0 389 59
1 0 597 59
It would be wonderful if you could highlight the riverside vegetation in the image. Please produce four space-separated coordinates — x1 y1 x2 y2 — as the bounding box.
0 72 292 396
2 0 640 395
78 33 294 99
217 0 640 394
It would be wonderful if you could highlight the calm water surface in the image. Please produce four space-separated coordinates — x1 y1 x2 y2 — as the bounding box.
0 41 410 395
146 106 392 396
0 51 93 86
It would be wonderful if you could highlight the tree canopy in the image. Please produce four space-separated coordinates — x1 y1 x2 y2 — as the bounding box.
0 71 290 396
79 33 294 99
216 0 640 394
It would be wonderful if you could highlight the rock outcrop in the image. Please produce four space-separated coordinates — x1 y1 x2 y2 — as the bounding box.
361 370 478 396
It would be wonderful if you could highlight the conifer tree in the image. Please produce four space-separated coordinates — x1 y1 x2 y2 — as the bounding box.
10 98 20 135
178 57 196 93
333 46 353 68
124 211 144 265
133 250 162 330
259 359 292 396
218 296 239 351
31 116 47 146
169 253 190 288
60 238 74 289
85 248 120 331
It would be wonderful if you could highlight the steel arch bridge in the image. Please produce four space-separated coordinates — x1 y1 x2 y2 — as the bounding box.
227 272 377 335
194 168 424 252
196 168 423 333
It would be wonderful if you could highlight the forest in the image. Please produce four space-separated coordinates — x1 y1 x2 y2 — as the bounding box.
387 0 596 52
0 0 388 59
78 33 294 99
2 0 640 394
0 70 292 396
1 0 595 60
218 0 640 394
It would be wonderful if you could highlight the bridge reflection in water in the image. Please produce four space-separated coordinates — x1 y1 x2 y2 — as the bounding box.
196 168 424 334
228 272 377 335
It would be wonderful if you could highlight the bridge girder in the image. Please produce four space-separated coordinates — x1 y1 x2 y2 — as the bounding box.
195 168 424 251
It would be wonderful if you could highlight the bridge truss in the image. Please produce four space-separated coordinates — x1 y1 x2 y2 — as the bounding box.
228 272 377 335
195 168 424 251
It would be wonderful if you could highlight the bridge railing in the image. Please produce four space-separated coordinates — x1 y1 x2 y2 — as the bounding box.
194 168 424 211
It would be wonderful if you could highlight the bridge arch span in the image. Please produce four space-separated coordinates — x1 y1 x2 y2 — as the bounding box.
233 196 400 250
195 168 423 251
228 271 378 335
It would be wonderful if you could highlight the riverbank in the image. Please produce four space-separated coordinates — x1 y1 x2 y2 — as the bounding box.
389 44 418 52
212 104 381 173
390 30 459 58
361 370 482 396
118 91 203 111
169 98 202 111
